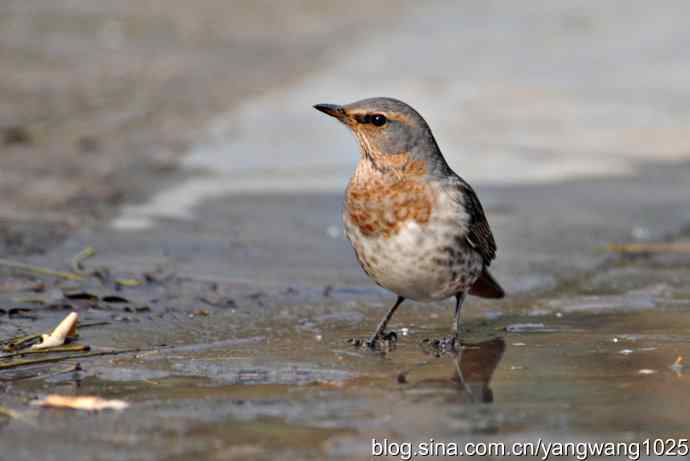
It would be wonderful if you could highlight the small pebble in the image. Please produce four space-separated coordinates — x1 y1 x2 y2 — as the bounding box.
638 369 656 375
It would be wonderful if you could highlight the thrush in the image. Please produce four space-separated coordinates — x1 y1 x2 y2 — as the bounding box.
314 97 504 348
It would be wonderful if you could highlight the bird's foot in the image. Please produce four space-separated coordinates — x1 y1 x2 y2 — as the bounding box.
421 335 461 355
347 330 398 351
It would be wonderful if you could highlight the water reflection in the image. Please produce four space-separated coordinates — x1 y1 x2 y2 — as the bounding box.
407 337 505 404
452 338 505 403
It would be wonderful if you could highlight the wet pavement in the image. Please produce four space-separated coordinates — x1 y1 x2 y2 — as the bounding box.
3 163 690 460
2 1 690 460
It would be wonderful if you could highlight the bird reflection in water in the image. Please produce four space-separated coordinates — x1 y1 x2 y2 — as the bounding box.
402 337 505 404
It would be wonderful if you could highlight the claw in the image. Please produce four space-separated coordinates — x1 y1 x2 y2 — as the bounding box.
355 330 399 351
382 331 398 342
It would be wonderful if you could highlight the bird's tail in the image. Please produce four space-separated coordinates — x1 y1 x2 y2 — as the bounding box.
469 269 505 299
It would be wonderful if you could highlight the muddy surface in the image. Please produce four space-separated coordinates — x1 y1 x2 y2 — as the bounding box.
2 165 690 460
2 2 690 460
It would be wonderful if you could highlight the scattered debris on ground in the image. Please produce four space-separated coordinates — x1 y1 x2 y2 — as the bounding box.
31 395 129 411
0 258 82 281
31 312 79 350
0 247 160 373
0 246 156 322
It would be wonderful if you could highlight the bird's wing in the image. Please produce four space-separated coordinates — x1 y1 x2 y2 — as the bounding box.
445 177 497 267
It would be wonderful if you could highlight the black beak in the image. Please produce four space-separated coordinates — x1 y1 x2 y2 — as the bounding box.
313 103 346 120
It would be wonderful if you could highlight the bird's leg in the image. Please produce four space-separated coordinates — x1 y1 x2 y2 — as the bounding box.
366 296 405 348
453 292 467 337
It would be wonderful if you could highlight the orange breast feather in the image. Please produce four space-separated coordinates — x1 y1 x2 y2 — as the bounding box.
345 158 434 239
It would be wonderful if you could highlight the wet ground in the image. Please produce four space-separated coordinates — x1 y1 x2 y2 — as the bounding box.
2 1 690 460
3 164 690 460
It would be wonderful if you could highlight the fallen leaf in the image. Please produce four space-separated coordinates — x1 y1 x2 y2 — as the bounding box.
115 279 143 288
31 312 78 350
30 395 129 411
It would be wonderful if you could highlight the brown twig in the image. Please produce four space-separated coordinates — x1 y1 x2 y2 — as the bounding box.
0 348 143 370
1 344 90 359
0 258 82 280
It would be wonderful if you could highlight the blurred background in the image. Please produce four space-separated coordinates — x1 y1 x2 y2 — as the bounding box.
2 3 690 460
2 0 690 241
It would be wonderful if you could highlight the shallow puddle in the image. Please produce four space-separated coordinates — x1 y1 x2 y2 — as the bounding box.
8 294 690 459
3 228 690 460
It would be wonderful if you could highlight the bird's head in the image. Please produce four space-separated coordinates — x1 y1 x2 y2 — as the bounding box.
314 97 447 175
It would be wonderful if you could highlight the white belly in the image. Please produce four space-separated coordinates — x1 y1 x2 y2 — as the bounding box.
343 214 483 302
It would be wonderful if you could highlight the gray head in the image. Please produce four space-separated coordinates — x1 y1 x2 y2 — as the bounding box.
314 97 450 175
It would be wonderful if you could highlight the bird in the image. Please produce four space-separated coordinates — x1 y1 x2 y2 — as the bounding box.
314 97 504 348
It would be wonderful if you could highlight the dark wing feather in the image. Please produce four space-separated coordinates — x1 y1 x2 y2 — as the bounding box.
457 181 497 267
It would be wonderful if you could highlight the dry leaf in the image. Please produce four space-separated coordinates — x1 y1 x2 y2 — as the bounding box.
31 395 129 411
31 312 79 350
114 278 143 287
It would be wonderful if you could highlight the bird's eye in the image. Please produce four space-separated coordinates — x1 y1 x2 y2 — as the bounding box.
371 114 387 127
